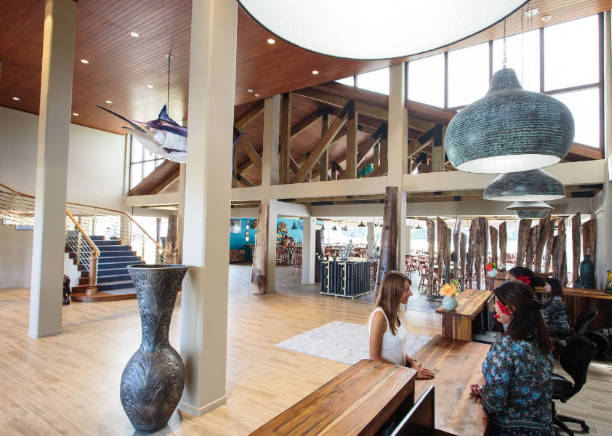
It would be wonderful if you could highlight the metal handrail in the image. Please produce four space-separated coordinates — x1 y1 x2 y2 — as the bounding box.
66 210 99 288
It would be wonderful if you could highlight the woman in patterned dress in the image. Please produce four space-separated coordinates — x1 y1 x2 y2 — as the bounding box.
541 278 572 337
471 280 554 435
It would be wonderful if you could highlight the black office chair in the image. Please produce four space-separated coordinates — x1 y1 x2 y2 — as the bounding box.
550 306 598 359
552 334 596 436
573 306 598 335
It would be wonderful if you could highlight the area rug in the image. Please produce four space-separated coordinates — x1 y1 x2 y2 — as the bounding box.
276 321 432 365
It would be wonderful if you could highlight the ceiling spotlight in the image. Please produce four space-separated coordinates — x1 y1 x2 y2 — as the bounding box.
312 70 319 75
146 84 154 89
267 38 275 44
12 97 20 101
247 89 254 93
80 59 89 64
130 32 140 38
72 112 79 116
105 100 112 104
254 93 260 97
541 15 552 22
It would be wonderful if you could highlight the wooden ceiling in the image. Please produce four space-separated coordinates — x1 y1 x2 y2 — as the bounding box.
1 0 610 135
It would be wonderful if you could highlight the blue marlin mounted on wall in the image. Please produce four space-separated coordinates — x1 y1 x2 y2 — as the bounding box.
98 105 187 163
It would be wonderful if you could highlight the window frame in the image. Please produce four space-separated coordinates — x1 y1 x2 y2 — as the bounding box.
128 134 165 190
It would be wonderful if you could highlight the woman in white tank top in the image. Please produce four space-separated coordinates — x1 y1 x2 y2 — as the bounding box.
368 271 435 379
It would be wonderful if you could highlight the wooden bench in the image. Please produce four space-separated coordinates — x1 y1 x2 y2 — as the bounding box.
436 289 492 341
249 359 417 435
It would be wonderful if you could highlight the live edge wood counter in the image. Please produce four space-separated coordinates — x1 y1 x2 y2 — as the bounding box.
249 359 417 435
436 289 492 341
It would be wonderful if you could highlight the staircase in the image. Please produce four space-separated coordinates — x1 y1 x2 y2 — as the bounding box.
67 233 143 302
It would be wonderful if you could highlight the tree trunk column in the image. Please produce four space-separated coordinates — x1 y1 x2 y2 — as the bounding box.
301 217 316 284
29 0 77 339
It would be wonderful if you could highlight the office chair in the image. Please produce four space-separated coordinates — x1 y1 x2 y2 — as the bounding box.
573 306 598 335
552 334 596 436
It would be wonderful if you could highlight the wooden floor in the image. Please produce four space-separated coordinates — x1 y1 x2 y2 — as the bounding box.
1 265 611 435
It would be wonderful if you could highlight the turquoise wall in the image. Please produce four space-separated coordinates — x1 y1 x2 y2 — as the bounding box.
229 218 303 261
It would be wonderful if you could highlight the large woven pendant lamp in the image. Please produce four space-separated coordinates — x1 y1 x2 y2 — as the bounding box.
445 68 574 173
516 209 551 219
505 200 554 211
484 169 565 201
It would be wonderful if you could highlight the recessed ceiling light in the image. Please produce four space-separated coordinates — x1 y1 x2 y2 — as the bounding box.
541 15 552 22
147 84 154 89
72 112 79 116
12 97 20 101
254 93 260 97
130 32 140 38
80 59 89 64
267 38 275 44
247 89 254 93
312 70 319 75
105 100 112 104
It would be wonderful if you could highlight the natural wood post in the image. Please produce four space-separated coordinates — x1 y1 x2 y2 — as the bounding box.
86 254 97 295
552 219 568 285
571 214 581 283
459 232 467 290
378 187 398 287
516 219 532 267
453 216 462 280
534 218 551 272
373 143 380 171
582 219 597 267
427 218 435 295
473 218 483 290
525 225 539 270
345 104 358 179
480 217 488 278
251 204 269 294
545 220 555 273
167 214 179 263
444 226 451 283
318 112 329 181
279 93 292 184
499 221 507 270
437 217 445 283
489 226 498 268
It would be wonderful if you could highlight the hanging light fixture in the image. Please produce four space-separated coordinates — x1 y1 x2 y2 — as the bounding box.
239 0 526 59
332 225 338 231
446 17 574 174
516 209 551 219
291 221 298 230
505 201 553 211
358 221 366 227
341 225 348 231
484 169 565 202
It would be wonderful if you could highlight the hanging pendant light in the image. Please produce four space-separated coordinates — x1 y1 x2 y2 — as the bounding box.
332 225 338 231
505 200 553 211
445 68 574 173
484 169 565 202
291 221 298 230
341 225 348 231
516 209 550 219
358 221 366 227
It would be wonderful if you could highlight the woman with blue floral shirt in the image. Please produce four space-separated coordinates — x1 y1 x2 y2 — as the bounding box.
541 278 571 337
471 280 554 435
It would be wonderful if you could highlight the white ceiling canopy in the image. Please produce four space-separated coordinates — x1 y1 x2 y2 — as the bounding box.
239 0 527 60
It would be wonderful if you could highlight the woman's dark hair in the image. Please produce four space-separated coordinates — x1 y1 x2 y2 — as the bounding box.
545 278 563 297
494 280 552 355
508 266 544 290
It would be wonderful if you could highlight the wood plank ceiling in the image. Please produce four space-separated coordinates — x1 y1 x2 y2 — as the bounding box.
1 0 610 135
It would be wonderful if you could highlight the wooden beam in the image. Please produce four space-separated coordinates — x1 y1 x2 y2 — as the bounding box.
235 101 264 130
280 93 291 184
235 130 262 170
319 112 329 181
432 125 446 172
369 139 388 177
345 104 358 179
295 87 388 121
568 142 603 160
294 102 350 182
290 110 322 139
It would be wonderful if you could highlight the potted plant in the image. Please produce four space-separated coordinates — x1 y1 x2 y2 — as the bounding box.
440 280 460 311
486 262 498 278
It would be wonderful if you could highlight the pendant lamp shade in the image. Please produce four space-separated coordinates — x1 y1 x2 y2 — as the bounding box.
504 201 554 211
239 0 526 60
445 68 574 173
484 169 565 202
516 209 550 219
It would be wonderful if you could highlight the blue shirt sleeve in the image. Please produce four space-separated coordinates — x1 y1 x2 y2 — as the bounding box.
481 338 512 415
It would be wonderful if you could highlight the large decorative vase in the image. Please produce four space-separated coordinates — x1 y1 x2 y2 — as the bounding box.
579 255 595 289
121 264 189 433
442 295 458 311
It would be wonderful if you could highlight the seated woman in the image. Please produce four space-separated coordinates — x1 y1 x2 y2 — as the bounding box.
541 278 571 337
471 280 554 435
507 266 538 291
368 271 435 379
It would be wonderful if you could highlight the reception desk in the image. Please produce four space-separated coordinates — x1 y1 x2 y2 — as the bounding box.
320 259 371 298
436 289 493 341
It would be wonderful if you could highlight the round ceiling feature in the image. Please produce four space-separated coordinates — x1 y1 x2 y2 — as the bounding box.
238 0 527 59
484 169 566 202
445 68 574 173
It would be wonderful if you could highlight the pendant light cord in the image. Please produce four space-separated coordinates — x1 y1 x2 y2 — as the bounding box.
503 19 507 68
167 52 171 114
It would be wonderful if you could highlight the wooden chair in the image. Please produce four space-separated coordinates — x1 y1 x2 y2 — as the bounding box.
292 255 302 275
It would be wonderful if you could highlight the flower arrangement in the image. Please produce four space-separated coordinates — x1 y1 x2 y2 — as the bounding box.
440 280 460 297
486 262 498 278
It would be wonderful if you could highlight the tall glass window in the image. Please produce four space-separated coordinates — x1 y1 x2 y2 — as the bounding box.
129 136 165 190
492 29 540 92
335 76 355 87
357 67 389 95
408 54 444 107
552 88 600 147
447 42 489 107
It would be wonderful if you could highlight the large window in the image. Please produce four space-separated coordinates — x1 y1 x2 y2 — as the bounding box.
447 42 489 108
357 67 389 95
129 136 164 190
408 54 444 107
492 30 540 92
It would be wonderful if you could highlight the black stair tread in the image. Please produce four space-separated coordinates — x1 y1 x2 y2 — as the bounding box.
97 262 143 268
94 240 122 246
97 274 131 282
97 280 134 286
97 269 130 276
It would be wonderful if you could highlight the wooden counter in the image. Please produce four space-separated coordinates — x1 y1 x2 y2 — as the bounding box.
436 289 493 341
414 335 490 436
249 359 416 435
535 286 612 330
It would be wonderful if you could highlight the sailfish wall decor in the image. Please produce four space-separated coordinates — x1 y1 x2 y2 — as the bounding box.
99 105 187 163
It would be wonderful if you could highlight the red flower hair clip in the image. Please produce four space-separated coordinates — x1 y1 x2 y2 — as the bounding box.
517 275 531 285
496 300 512 316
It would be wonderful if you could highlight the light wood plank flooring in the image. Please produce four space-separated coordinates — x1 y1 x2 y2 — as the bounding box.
0 265 610 435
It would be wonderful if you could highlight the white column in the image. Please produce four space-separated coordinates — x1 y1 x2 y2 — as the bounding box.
260 96 281 291
301 217 316 284
406 223 412 255
28 0 76 339
367 222 375 257
388 64 409 273
596 10 612 288
179 0 237 416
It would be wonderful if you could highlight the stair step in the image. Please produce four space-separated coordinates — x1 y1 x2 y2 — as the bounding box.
97 274 131 284
97 260 143 270
90 235 105 241
97 267 129 277
99 250 137 258
98 245 132 252
94 240 122 246
97 280 135 292
98 256 140 264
